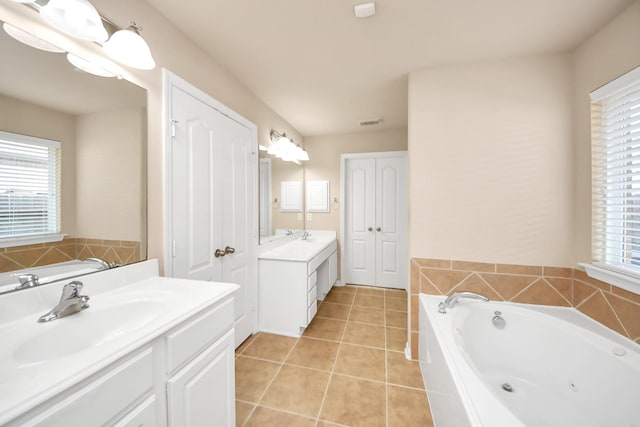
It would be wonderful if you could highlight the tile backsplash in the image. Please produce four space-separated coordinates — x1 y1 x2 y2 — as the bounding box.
409 258 640 359
0 237 141 273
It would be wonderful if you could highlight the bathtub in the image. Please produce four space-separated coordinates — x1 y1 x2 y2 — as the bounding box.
419 294 640 427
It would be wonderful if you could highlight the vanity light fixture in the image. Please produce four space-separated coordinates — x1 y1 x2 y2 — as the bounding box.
2 22 65 53
103 22 156 70
268 130 310 163
40 0 108 42
66 53 118 78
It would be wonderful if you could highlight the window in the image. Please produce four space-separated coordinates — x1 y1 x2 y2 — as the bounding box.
0 131 62 247
588 66 640 293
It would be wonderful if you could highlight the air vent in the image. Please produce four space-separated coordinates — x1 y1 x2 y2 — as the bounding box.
360 117 383 126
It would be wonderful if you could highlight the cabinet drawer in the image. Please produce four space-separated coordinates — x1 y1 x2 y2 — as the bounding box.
307 270 317 291
113 396 156 427
307 285 317 306
23 349 153 427
166 297 234 374
307 301 317 324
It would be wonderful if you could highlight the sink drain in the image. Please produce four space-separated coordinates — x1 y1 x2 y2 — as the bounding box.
501 383 514 392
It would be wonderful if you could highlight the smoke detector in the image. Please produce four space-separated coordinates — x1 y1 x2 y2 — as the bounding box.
354 2 376 19
359 117 383 126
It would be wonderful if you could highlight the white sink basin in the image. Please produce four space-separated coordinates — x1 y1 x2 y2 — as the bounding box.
14 299 164 364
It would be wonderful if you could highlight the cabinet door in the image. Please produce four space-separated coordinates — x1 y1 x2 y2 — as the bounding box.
167 330 235 427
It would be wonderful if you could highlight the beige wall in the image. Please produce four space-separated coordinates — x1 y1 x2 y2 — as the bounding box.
0 94 77 236
408 54 574 266
304 129 408 278
572 0 640 264
75 108 146 243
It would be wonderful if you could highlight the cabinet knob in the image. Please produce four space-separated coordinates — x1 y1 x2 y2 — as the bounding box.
368 227 373 232
376 227 382 232
214 249 226 258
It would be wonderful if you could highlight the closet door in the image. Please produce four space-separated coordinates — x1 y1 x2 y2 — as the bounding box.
344 157 376 285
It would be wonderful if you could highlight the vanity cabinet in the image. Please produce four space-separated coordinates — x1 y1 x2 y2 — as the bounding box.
259 238 337 337
6 295 236 427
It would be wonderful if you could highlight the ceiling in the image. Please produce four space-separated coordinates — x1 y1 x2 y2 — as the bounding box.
146 0 634 136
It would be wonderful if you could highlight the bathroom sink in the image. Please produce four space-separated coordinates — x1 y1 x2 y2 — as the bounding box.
14 299 164 364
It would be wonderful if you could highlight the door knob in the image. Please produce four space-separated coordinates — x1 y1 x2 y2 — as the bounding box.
368 227 373 232
224 246 236 254
214 249 226 258
376 227 382 232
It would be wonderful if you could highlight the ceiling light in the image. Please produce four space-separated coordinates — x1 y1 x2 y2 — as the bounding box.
67 53 117 77
2 23 65 53
354 2 376 19
103 22 156 70
268 130 309 163
40 0 108 42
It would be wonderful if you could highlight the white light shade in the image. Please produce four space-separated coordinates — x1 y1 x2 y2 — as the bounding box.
103 26 155 70
40 0 108 42
7 0 36 3
2 23 65 53
67 53 116 78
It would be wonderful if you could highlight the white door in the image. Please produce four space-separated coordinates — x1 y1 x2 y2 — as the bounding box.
168 75 257 347
343 152 407 289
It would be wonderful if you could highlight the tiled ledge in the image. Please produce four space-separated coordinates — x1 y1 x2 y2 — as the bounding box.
409 258 640 359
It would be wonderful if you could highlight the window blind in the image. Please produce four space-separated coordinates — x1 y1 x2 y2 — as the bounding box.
0 131 61 240
591 67 640 273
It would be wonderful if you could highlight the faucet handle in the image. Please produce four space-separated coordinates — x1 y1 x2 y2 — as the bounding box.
15 273 40 290
61 281 84 299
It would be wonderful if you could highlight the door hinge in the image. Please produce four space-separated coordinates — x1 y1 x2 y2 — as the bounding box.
172 240 176 258
170 119 178 137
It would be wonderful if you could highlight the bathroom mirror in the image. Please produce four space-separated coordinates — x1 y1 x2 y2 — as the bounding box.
259 151 304 244
0 20 147 293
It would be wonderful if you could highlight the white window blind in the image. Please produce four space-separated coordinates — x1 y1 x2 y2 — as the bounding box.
591 66 640 275
0 131 61 241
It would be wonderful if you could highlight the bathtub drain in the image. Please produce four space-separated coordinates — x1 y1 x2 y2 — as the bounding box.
501 383 514 392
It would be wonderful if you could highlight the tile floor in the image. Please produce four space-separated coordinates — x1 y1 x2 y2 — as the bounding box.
235 285 435 426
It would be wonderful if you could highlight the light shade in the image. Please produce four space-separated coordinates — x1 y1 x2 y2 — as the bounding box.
67 53 116 78
2 23 65 53
267 131 309 163
40 0 108 42
103 24 155 70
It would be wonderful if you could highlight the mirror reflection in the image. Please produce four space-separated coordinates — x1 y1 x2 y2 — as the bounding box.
259 150 304 243
0 20 147 293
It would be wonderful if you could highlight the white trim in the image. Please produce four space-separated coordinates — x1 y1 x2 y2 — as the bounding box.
0 130 61 148
579 263 640 296
0 233 65 248
589 65 640 102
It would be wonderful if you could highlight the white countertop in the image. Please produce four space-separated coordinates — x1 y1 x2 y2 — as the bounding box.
258 231 337 262
0 260 238 425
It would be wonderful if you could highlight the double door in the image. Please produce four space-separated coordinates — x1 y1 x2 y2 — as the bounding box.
169 82 256 347
343 152 407 289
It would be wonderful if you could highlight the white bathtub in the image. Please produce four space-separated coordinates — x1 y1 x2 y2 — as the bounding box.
419 294 640 427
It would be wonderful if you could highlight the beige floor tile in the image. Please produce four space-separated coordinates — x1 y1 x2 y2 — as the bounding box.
235 356 281 402
245 406 316 427
242 333 297 362
385 310 408 328
303 317 346 341
342 321 386 348
349 305 385 325
333 343 386 382
235 400 254 427
260 365 330 417
387 385 434 427
385 288 406 297
337 285 359 294
353 293 385 309
319 374 386 427
324 290 356 305
386 351 425 389
317 302 351 320
356 286 385 296
235 333 258 355
385 296 408 312
386 327 408 352
285 337 339 371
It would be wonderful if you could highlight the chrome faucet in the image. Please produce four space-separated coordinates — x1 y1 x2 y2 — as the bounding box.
285 229 293 235
438 292 489 314
38 281 90 323
302 230 311 240
15 273 40 290
83 257 111 270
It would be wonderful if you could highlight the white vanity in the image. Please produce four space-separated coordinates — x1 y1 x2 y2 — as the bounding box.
258 231 338 337
0 260 238 427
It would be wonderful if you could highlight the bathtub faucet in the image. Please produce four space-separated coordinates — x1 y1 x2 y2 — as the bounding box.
438 292 489 314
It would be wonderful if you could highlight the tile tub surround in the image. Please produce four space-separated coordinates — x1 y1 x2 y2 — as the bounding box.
0 238 142 273
235 285 434 427
409 258 640 358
